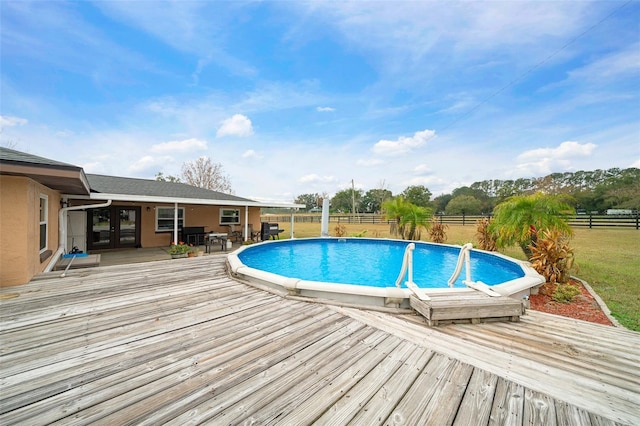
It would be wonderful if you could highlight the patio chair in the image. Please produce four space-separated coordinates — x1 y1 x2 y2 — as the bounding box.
248 224 260 242
227 224 242 242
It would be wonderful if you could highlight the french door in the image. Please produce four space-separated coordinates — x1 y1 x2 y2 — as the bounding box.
87 206 141 250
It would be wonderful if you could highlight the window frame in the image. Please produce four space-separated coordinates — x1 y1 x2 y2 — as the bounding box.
39 194 48 253
219 208 240 225
155 206 185 232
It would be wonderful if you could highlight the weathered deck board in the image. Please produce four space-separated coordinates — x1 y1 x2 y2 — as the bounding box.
311 340 421 425
348 347 435 425
453 369 499 426
1 255 639 425
159 323 377 424
410 293 523 325
331 306 640 424
244 332 399 425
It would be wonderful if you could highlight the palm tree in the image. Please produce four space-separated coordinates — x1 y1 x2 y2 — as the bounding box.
402 202 431 240
383 197 431 240
489 193 575 259
383 196 408 238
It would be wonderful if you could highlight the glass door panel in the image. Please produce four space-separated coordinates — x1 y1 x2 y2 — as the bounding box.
118 208 137 247
90 208 111 248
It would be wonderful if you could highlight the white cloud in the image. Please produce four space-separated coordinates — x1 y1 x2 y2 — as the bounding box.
514 141 597 176
372 129 436 156
299 174 337 184
81 161 107 174
316 106 335 112
356 158 383 166
242 149 262 159
568 43 640 82
403 175 441 187
216 114 254 138
55 129 74 137
128 155 173 173
517 141 596 162
413 164 432 174
0 115 28 128
151 138 207 153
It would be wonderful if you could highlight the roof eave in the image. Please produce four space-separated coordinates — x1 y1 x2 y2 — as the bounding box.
65 193 303 209
1 162 91 195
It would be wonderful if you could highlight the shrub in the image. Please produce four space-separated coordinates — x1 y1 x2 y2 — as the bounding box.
428 217 448 243
333 224 347 237
529 229 575 285
475 217 497 251
552 284 581 303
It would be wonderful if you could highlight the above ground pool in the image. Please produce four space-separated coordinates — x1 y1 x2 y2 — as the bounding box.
228 238 544 309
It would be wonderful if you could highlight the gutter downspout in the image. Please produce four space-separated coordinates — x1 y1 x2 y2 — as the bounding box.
45 199 113 273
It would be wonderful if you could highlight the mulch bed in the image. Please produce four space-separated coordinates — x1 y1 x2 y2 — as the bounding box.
529 279 614 326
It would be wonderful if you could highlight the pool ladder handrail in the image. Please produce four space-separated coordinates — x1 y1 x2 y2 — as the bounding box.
447 243 473 287
395 243 431 301
448 243 502 297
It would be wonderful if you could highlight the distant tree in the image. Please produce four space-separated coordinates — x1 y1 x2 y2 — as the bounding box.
431 194 452 214
445 195 483 215
597 168 640 210
489 193 575 259
452 186 493 212
294 193 321 211
155 172 181 183
401 185 432 207
331 188 363 213
181 157 233 194
361 188 393 213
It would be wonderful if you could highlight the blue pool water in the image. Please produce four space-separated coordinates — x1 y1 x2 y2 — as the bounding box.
238 238 524 289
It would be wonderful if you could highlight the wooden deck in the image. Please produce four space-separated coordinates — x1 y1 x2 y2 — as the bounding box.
1 255 638 425
409 293 524 326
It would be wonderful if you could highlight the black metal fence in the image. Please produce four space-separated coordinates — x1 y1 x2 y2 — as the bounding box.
262 213 640 230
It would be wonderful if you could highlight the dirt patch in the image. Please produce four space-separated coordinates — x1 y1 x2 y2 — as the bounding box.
529 279 614 326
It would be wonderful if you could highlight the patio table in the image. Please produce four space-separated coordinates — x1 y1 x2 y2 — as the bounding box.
206 233 228 253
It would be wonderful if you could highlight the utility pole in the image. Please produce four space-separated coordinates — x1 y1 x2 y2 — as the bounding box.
351 179 356 216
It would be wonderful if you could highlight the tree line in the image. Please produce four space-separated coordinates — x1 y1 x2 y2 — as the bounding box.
293 167 639 215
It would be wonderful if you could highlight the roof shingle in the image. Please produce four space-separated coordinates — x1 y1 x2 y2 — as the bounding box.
87 174 255 202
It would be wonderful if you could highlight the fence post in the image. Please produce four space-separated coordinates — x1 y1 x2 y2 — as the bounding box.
589 214 592 229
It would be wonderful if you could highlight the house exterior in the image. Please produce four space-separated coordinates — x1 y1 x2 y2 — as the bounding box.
0 148 302 286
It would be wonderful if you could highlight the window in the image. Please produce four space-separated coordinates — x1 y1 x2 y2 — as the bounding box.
39 195 48 252
156 207 184 231
220 208 240 224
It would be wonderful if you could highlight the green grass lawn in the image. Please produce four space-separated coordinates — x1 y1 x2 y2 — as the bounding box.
274 221 640 331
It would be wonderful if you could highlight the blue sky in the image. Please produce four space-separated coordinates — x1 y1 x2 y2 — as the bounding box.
1 1 639 202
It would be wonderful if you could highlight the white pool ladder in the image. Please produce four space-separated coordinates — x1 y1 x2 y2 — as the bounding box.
395 243 431 301
396 242 501 300
448 243 502 297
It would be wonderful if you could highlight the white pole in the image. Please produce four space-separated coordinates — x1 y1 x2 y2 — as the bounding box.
321 198 330 237
173 202 179 244
351 179 356 216
290 210 295 239
244 206 249 242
